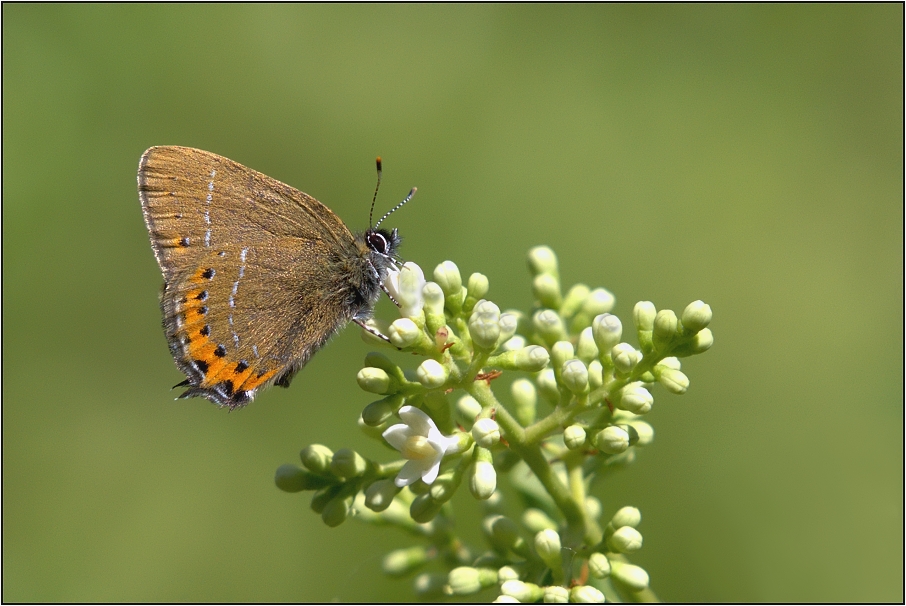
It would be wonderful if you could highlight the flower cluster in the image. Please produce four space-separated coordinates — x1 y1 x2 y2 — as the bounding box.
275 246 714 602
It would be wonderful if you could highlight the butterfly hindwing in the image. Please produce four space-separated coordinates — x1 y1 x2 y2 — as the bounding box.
161 240 356 408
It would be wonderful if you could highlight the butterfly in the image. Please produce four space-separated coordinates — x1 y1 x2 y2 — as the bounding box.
138 146 413 409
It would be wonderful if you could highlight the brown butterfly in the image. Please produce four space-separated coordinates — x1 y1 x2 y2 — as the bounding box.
138 146 413 409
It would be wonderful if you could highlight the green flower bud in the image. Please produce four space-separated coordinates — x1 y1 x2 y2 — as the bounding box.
472 418 501 448
309 485 339 514
498 313 518 344
533 309 567 345
671 331 712 358
527 245 558 277
611 342 641 374
592 313 622 353
356 367 395 394
653 309 678 352
485 514 522 551
274 465 307 493
362 397 395 427
413 572 448 597
427 472 458 504
423 281 445 314
455 394 482 427
570 585 605 603
587 360 604 389
360 350 389 370
410 493 443 523
610 561 649 591
617 383 653 415
560 283 591 319
595 426 630 454
501 580 543 602
611 506 641 528
522 508 558 533
359 318 391 346
470 299 502 350
582 287 615 316
501 335 526 352
330 448 367 478
543 585 570 603
321 495 352 527
656 367 689 394
536 368 560 404
681 300 712 333
563 424 587 450
576 327 599 363
633 301 656 331
274 464 332 492
514 345 550 372
587 552 611 579
692 328 714 353
551 340 574 370
466 272 491 308
585 496 602 521
492 596 519 603
510 379 537 426
533 273 562 309
383 545 430 576
447 566 498 595
627 421 654 446
388 318 421 348
498 566 520 583
299 444 334 474
469 458 497 500
657 356 681 370
364 478 400 512
534 529 563 570
609 526 643 553
358 414 385 440
434 260 463 297
561 359 589 394
416 359 448 389
624 424 641 446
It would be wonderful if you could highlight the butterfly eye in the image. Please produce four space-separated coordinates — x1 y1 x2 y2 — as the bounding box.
366 230 390 254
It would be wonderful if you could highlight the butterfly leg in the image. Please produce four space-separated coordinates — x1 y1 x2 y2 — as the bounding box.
368 261 401 307
353 318 394 344
380 280 401 307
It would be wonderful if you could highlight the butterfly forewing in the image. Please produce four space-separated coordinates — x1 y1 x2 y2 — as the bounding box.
139 146 368 408
139 146 353 278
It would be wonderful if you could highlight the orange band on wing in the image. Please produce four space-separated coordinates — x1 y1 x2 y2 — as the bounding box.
239 369 278 392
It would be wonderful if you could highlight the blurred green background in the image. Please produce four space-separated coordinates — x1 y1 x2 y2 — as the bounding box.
3 4 902 602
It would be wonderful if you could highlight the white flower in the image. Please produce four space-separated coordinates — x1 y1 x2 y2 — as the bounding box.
385 262 425 318
382 406 459 487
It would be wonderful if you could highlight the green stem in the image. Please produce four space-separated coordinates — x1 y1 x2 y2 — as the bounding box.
563 451 602 546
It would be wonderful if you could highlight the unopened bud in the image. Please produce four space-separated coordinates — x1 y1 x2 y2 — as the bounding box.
416 359 448 389
527 246 558 277
570 585 606 603
681 300 712 333
610 561 649 591
608 526 643 553
595 426 630 454
330 448 367 478
563 424 587 450
653 309 678 352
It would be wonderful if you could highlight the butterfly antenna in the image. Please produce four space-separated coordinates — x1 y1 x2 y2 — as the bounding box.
369 157 383 228
374 187 417 229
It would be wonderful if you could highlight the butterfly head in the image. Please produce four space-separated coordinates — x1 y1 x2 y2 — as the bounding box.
366 226 401 261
